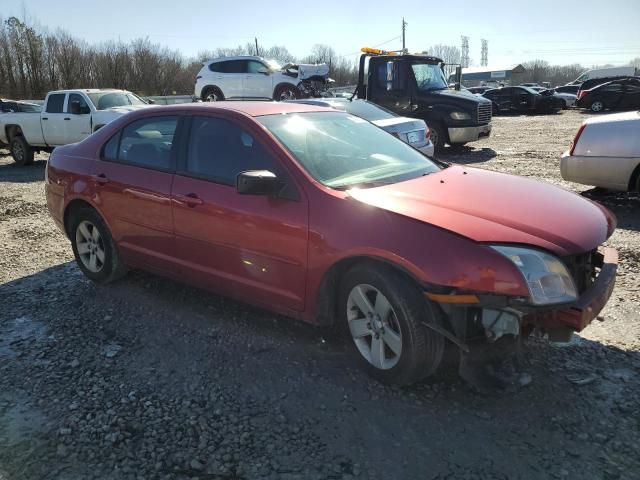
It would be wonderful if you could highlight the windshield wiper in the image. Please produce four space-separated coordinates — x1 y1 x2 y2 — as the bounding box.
333 180 394 190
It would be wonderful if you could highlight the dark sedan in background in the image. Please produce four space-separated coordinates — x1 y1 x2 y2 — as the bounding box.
483 86 565 114
576 77 640 112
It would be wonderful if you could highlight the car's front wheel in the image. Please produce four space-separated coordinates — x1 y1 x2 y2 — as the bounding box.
69 207 127 283
273 84 299 101
339 264 445 385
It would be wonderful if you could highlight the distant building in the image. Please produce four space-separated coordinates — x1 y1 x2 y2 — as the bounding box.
451 64 526 87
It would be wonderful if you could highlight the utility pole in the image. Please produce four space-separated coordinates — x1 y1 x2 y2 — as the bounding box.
402 18 407 51
255 37 259 56
481 39 488 67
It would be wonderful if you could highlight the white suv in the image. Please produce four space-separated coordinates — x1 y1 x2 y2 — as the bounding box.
195 56 330 102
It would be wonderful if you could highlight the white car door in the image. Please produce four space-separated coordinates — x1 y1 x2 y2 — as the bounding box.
41 93 68 145
65 93 93 143
243 60 274 99
216 60 246 99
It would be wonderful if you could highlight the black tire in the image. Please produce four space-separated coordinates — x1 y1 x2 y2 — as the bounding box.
10 135 34 166
429 122 446 151
449 142 467 149
273 84 299 101
339 263 445 385
202 86 224 102
69 207 127 284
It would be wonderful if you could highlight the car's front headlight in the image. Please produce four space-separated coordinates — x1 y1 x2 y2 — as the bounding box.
491 246 578 305
450 111 471 120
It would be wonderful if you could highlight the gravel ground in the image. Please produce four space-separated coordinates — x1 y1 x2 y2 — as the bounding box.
1 109 638 480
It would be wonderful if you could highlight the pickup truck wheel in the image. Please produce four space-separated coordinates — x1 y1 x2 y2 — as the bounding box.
274 85 299 101
429 122 446 151
69 208 127 284
10 136 34 166
590 100 605 112
339 264 445 385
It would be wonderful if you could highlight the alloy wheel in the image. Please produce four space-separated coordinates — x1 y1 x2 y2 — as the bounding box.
591 101 604 112
279 89 296 101
12 141 24 162
75 220 105 273
205 92 219 102
347 284 402 370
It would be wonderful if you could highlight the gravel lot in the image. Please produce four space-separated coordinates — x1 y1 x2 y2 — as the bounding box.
1 109 638 480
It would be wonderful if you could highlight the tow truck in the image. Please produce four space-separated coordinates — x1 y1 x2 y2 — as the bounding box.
356 47 492 151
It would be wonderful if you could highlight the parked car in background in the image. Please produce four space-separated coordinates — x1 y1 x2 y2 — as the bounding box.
570 66 638 85
286 98 434 156
195 56 332 102
0 99 42 113
576 78 640 112
547 89 577 108
0 89 154 165
467 86 494 95
45 102 618 386
576 76 639 98
555 85 579 95
483 86 564 114
561 110 640 191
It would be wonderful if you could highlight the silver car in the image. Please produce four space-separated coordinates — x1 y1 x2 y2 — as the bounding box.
561 110 640 191
286 98 435 157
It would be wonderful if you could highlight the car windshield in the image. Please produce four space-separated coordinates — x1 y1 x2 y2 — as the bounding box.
519 86 539 95
411 62 448 91
258 112 440 189
87 92 147 110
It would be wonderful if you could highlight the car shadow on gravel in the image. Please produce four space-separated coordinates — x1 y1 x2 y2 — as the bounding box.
438 146 497 165
581 188 640 233
0 152 47 183
2 262 640 479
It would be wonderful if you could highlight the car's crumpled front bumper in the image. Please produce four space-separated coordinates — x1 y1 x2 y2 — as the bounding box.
526 247 618 331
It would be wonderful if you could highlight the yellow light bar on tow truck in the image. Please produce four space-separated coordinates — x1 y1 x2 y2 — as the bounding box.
361 47 398 56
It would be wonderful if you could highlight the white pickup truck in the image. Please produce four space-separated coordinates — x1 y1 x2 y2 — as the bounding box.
0 89 153 165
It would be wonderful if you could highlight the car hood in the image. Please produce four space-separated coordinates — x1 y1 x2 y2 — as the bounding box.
372 117 426 133
347 165 612 256
421 88 492 105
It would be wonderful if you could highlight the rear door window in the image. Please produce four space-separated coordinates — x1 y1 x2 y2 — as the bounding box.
216 60 247 74
111 116 178 171
46 94 66 113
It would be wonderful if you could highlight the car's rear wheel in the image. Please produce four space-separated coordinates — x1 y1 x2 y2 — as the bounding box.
339 264 445 385
69 208 127 283
590 100 605 112
10 136 34 166
274 84 299 101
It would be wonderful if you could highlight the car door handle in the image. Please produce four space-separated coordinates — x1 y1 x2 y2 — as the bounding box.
42 117 48 120
91 173 109 184
64 117 70 120
175 193 203 207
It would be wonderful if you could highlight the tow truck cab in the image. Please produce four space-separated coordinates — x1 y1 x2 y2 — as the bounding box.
356 48 492 150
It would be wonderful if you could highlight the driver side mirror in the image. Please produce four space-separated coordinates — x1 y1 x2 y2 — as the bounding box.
236 170 282 196
257 67 270 75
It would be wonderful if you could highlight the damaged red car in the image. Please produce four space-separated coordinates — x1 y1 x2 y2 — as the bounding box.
45 102 618 386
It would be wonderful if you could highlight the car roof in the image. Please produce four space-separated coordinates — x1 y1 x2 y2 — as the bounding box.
142 101 336 117
207 56 263 63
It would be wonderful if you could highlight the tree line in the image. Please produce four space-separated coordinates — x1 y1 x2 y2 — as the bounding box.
1 16 638 100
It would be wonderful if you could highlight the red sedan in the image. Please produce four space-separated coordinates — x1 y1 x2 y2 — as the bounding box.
45 102 618 386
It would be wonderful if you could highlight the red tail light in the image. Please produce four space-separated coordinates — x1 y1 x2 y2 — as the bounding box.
577 90 587 100
425 126 430 141
569 124 586 156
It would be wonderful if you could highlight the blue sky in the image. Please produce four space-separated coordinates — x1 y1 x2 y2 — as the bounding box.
5 0 640 67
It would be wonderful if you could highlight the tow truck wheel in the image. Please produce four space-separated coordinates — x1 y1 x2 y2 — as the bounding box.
429 122 446 151
10 135 34 166
339 263 445 385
